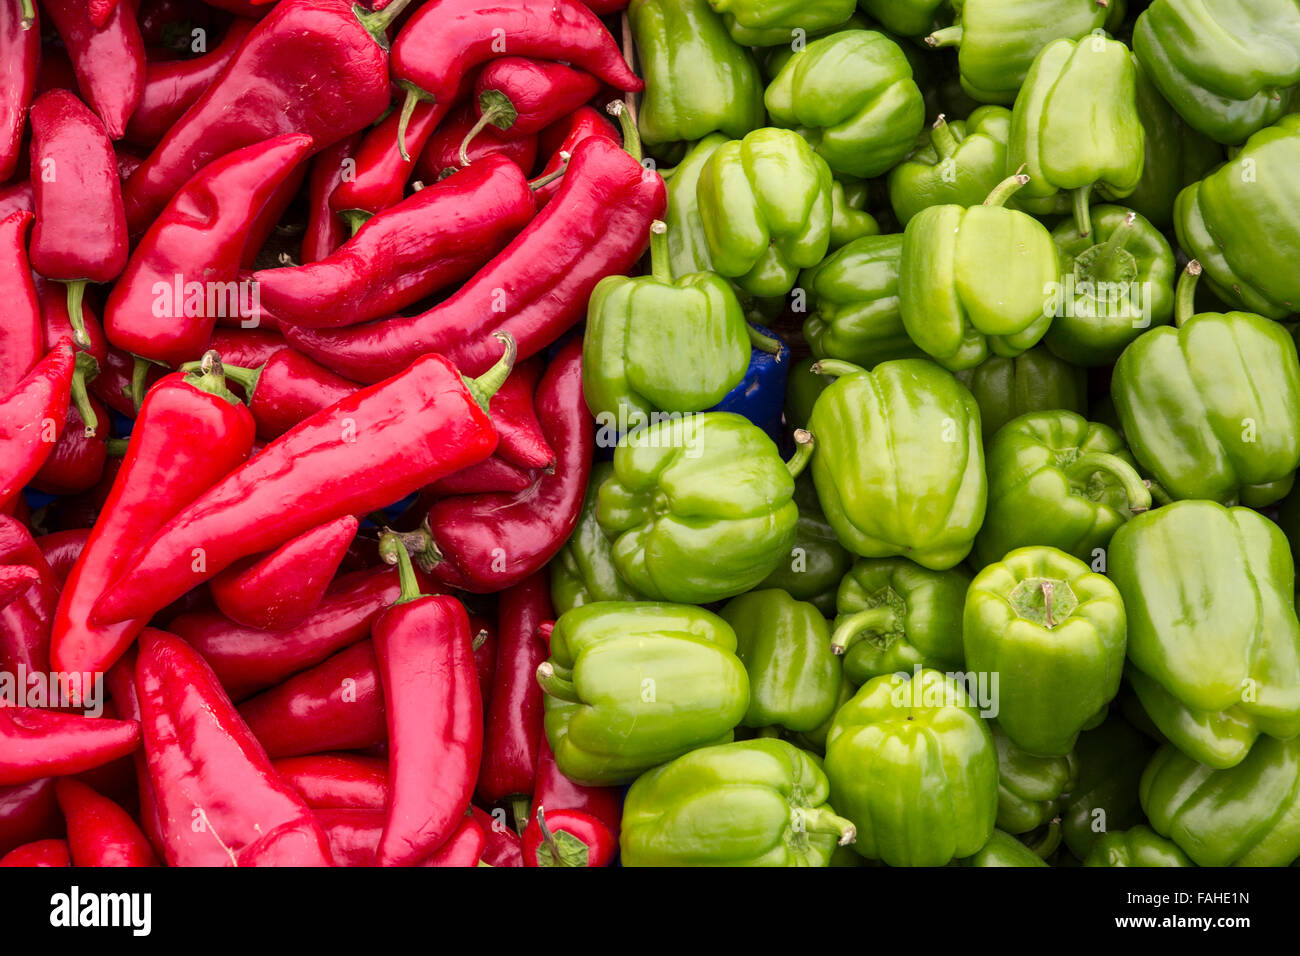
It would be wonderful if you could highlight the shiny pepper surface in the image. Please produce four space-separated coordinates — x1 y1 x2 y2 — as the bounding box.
550 462 644 615
706 0 856 47
992 724 1078 835
955 347 1087 441
888 106 1012 227
1084 825 1194 867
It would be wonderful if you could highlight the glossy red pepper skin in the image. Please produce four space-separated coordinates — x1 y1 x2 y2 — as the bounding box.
0 708 141 786
49 368 256 677
174 566 412 699
470 613 497 719
0 515 60 675
314 808 384 866
30 395 108 495
468 58 602 144
28 90 129 285
300 133 362 265
206 327 286 368
0 564 39 607
35 528 90 585
418 813 485 866
259 155 535 329
0 181 34 220
87 347 161 417
38 276 109 369
0 838 71 866
121 0 394 233
42 0 145 140
222 348 355 440
240 157 308 271
88 0 117 28
135 628 334 866
478 355 552 469
472 805 524 866
426 339 591 591
104 646 164 857
583 0 629 12
415 103 539 186
425 455 535 496
274 753 388 810
0 0 39 183
534 105 619 208
287 135 665 381
92 350 503 626
0 340 74 510
105 133 314 365
54 777 159 867
521 806 618 867
236 639 387 758
0 779 61 858
124 18 257 148
532 733 623 833
0 211 43 396
392 0 642 108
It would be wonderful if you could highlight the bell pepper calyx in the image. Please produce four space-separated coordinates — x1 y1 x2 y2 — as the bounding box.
924 25 962 49
1010 577 1078 629
181 350 242 408
789 804 857 848
461 331 517 411
536 662 581 703
830 604 901 655
534 807 590 867
378 531 427 606
648 219 672 283
353 0 417 52
930 114 959 160
809 358 865 380
459 92 519 167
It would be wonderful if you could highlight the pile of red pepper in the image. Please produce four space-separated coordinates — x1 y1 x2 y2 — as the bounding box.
0 0 650 867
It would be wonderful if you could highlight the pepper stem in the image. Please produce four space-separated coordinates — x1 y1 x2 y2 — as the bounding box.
130 356 150 411
924 25 963 48
793 806 857 846
378 531 426 605
1072 187 1093 238
1174 259 1201 327
1041 580 1056 628
19 0 34 28
182 350 242 407
607 100 641 164
383 524 442 574
809 358 864 379
184 358 262 399
105 437 129 456
983 171 1029 208
353 0 416 48
71 352 100 437
1064 451 1152 514
829 606 898 655
64 281 91 349
536 662 581 703
395 89 425 163
786 429 813 479
931 114 959 159
1089 211 1136 275
527 155 569 191
458 109 497 167
746 323 782 355
1026 819 1062 859
648 220 672 283
510 796 531 836
462 332 517 412
340 209 372 237
1145 479 1173 507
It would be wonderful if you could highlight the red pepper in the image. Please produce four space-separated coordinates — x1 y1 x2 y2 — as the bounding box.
208 515 358 631
0 0 39 183
105 133 315 365
214 348 355 441
0 211 43 396
35 528 90 585
300 132 362 265
371 533 482 866
0 838 71 866
521 806 618 867
104 646 164 858
49 359 255 677
0 515 58 675
583 0 630 12
418 813 485 866
0 708 141 786
88 0 117 28
415 103 539 187
236 639 387 758
197 0 277 17
421 338 591 592
257 154 535 329
34 43 77 98
274 753 388 811
87 347 162 417
54 777 159 867
532 732 623 832
459 58 602 166
470 613 497 718
283 122 665 382
28 90 129 339
206 327 287 368
135 628 334 866
30 393 108 495
424 456 536 497
37 274 109 442
42 0 145 140
0 181 34 220
471 805 524 867
124 18 257 148
241 155 309 271
314 807 384 866
0 779 61 858
534 105 619 208
478 356 553 469
91 338 515 626
121 0 405 233
173 565 412 699
0 564 39 608
0 340 75 511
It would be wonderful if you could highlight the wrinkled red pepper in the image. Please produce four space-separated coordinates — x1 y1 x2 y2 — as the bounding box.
42 0 145 140
415 103 539 186
314 808 484 866
300 133 362 265
0 838 71 866
534 105 619 208
418 813 485 867
54 777 159 867
0 211 43 396
459 58 601 166
0 707 141 787
0 340 75 511
0 0 39 183
274 753 388 810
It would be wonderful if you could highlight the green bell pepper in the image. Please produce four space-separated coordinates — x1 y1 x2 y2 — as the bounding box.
1109 500 1300 770
973 411 1151 568
825 668 998 866
696 127 833 298
1141 736 1300 867
899 174 1060 371
1041 205 1177 367
964 546 1127 756
1084 825 1195 867
1059 716 1155 860
806 358 987 569
1174 115 1300 319
954 346 1087 441
958 829 1050 867
757 474 850 615
925 0 1121 105
764 30 926 179
828 179 878 250
620 738 857 866
1110 262 1300 507
859 0 946 37
720 588 842 734
1005 36 1145 238
705 0 856 48
783 358 828 431
784 673 855 756
992 723 1078 838
630 0 766 148
830 557 970 686
662 133 726 278
583 222 753 423
1133 0 1300 146
538 602 750 785
550 462 645 615
887 106 1012 227
595 412 807 604
800 234 922 369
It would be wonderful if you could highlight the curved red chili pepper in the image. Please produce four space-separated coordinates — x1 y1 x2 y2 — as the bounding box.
206 327 286 369
284 129 665 382
534 105 619 208
121 0 404 233
241 156 309 271
104 646 164 858
237 639 387 758
0 339 75 510
417 813 486 867
0 778 61 859
532 733 623 833
521 806 618 867
42 0 145 140
0 838 71 866
216 348 354 441
125 18 257 148
471 805 524 867
274 753 388 811
0 708 141 787
0 515 59 675
0 0 39 183
91 342 513 627
260 153 535 329
105 133 314 366
54 777 159 867
49 363 255 677
460 58 602 166
422 338 591 592
0 211 43 396
135 628 334 866
300 133 362 265
209 514 358 631
424 455 535 497
415 103 539 187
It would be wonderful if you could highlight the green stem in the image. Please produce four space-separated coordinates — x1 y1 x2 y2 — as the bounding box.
746 323 781 355
983 172 1029 208
606 100 641 164
64 281 91 349
930 114 959 159
378 532 425 605
527 160 569 192
794 806 857 846
353 0 416 48
462 332 517 411
648 220 671 283
340 209 372 237
1064 451 1152 514
105 438 130 456
395 88 426 163
1041 580 1056 628
1174 259 1201 327
71 352 100 437
1027 819 1062 860
786 429 813 479
184 358 262 398
19 0 34 28
1146 479 1173 507
830 607 898 654
809 358 864 379
458 107 504 167
1072 186 1093 238
924 25 962 48
181 350 241 407
510 797 532 837
536 662 580 703
472 628 489 652
130 356 150 412
1088 211 1136 275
